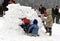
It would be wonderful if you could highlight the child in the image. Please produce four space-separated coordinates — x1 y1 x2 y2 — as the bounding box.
28 19 39 36
45 8 53 36
20 18 31 33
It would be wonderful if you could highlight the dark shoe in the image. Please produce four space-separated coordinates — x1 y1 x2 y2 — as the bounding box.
45 27 49 33
49 33 51 36
49 31 52 36
32 35 36 37
37 34 39 36
32 34 39 37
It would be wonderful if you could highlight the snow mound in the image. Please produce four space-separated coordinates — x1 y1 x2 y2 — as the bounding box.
3 3 43 35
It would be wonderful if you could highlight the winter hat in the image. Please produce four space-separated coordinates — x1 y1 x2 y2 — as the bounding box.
33 19 38 25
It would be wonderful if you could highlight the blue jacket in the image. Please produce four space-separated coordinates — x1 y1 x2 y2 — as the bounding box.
28 19 39 35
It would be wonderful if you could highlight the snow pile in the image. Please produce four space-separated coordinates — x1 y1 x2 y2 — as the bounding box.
3 3 43 35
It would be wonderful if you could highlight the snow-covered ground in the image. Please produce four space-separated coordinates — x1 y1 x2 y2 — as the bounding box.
0 3 60 41
0 17 60 41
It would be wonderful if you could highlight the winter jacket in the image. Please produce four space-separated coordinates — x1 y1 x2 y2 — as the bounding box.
39 7 46 14
46 9 53 28
52 8 56 15
28 19 39 35
2 0 9 7
0 5 3 12
22 18 30 25
55 8 59 15
2 0 9 11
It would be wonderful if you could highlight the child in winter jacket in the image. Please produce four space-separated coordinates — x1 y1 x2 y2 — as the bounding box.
28 19 39 36
45 8 53 36
20 18 31 33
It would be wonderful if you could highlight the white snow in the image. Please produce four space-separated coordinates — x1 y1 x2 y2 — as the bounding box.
0 3 60 41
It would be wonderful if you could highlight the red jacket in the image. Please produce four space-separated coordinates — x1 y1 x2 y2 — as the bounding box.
22 18 30 24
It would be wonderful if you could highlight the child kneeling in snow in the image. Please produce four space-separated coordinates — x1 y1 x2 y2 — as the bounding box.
28 19 39 36
20 18 31 33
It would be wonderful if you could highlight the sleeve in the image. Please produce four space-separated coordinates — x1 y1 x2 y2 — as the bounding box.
28 25 34 33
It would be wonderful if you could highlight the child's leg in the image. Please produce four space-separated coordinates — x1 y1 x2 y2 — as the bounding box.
32 27 39 36
48 28 52 36
20 24 25 28
45 27 49 33
24 24 30 33
20 24 27 33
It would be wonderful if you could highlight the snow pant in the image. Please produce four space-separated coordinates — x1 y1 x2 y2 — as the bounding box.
43 21 52 36
0 12 3 17
52 14 56 23
56 14 60 23
20 24 31 33
45 27 52 36
28 27 39 35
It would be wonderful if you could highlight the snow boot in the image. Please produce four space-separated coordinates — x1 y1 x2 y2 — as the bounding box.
32 34 39 37
45 27 49 33
49 28 52 36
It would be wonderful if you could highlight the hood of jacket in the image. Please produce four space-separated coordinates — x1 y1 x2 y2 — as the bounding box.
33 19 38 25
